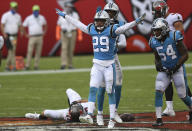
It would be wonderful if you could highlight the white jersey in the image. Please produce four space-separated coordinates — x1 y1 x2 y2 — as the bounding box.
23 14 47 36
43 88 88 120
166 13 183 31
1 11 22 35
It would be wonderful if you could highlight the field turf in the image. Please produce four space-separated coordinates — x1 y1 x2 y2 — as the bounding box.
0 52 191 117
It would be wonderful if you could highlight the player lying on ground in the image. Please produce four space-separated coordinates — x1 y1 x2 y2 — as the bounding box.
149 18 192 126
25 88 89 122
56 8 145 128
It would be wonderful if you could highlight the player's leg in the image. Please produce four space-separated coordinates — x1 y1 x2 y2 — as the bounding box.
97 84 105 125
162 82 175 116
80 63 103 124
153 72 170 126
34 36 43 69
183 65 192 98
25 37 35 69
66 88 82 105
105 63 116 128
172 67 192 123
114 55 123 123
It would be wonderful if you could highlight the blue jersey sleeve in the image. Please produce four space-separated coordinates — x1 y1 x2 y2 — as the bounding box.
111 24 119 38
174 30 183 42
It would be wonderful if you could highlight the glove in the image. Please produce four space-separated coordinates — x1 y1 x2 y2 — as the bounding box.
167 65 179 76
135 13 146 24
56 8 66 18
96 6 102 13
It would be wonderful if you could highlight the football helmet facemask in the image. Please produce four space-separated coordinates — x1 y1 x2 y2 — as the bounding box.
104 2 119 22
152 18 169 40
69 102 84 122
94 10 110 31
152 0 169 19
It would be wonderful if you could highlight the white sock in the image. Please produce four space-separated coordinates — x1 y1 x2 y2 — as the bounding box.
98 111 103 115
156 107 162 118
109 104 116 119
166 101 173 109
88 102 95 115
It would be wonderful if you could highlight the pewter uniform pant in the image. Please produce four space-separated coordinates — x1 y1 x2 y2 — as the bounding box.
155 67 186 98
25 36 43 68
61 31 77 67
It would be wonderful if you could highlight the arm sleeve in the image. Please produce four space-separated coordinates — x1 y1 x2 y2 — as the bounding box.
1 14 6 24
117 34 126 48
65 15 88 34
115 21 137 35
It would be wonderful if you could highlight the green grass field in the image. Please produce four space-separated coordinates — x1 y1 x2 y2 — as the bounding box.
0 52 191 117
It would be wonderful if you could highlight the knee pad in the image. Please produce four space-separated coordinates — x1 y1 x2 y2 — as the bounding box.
177 86 186 98
156 81 165 92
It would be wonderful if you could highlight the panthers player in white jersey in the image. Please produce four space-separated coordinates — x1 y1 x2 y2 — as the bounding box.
56 9 145 128
25 88 89 122
152 0 192 117
96 2 126 126
149 18 192 126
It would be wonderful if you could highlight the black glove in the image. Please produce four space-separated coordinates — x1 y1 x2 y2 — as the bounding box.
167 65 179 76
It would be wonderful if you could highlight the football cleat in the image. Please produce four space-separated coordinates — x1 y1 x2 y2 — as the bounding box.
25 113 40 119
162 107 175 116
152 118 164 126
79 114 93 124
96 114 104 126
114 112 123 123
108 119 116 128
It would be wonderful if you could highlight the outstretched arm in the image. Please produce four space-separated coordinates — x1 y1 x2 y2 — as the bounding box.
56 9 89 34
115 13 146 34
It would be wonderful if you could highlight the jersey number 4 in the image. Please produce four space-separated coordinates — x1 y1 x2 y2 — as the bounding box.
156 45 177 61
93 36 109 52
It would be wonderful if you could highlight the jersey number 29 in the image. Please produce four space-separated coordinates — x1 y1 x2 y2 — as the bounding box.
93 36 109 52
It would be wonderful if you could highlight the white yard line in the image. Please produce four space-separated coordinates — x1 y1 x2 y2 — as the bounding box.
0 63 191 76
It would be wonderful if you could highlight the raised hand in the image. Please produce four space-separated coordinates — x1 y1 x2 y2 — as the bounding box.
136 13 146 24
56 8 66 18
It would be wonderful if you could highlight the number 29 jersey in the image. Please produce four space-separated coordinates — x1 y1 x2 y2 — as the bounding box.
149 30 183 69
87 24 119 61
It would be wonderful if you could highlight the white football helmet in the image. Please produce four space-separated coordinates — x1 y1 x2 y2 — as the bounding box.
94 10 110 31
0 36 4 49
152 18 169 39
104 2 119 21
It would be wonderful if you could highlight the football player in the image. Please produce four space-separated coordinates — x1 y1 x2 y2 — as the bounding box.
56 8 145 128
152 0 192 117
149 18 192 126
25 88 89 122
96 2 126 126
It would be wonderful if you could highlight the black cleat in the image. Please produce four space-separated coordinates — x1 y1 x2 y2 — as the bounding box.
152 118 164 126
